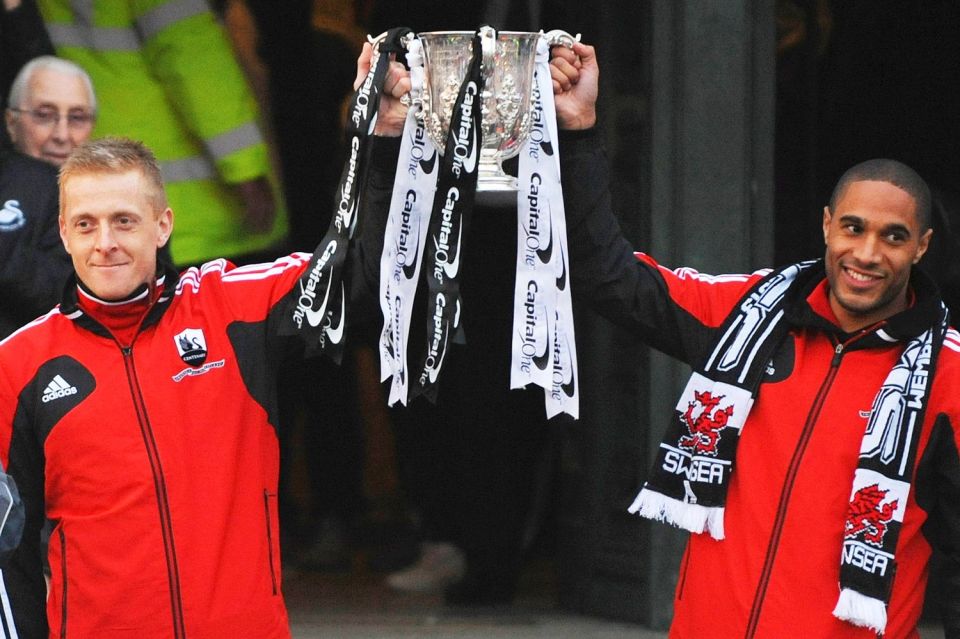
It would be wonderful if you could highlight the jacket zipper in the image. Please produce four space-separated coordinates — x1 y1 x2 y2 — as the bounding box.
744 340 848 638
121 346 186 639
59 527 67 639
263 491 278 595
676 542 693 601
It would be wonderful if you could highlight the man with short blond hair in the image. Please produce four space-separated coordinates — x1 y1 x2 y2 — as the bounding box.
57 127 167 211
0 135 391 638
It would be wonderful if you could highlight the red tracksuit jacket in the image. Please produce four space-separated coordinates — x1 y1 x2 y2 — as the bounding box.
641 258 960 638
0 255 322 638
558 131 960 638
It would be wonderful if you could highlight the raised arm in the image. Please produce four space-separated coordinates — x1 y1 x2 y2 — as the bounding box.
345 40 410 322
551 42 755 363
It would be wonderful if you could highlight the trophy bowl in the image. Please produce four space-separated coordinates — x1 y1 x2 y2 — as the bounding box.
417 28 541 201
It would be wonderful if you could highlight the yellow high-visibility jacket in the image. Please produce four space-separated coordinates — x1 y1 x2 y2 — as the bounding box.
39 0 288 265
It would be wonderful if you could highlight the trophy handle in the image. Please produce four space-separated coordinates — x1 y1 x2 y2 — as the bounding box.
366 30 388 46
367 29 416 50
542 29 581 49
478 25 498 100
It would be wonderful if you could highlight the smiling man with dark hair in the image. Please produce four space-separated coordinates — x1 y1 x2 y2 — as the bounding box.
541 42 960 639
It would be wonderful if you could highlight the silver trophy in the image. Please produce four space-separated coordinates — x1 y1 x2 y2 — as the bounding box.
414 26 578 203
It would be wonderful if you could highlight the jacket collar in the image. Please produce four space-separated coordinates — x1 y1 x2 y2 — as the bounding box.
59 260 181 340
784 259 945 347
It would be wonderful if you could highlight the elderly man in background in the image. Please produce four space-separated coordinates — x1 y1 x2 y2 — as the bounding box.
4 55 95 166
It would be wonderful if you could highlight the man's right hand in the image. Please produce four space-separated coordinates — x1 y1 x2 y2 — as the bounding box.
354 42 411 137
551 42 599 131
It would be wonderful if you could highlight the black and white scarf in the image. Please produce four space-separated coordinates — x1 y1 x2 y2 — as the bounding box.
628 260 949 634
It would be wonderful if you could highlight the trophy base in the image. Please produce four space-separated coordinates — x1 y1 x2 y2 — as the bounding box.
476 185 519 207
476 169 519 207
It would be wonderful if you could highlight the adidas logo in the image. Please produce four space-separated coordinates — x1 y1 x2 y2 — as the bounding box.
42 375 78 403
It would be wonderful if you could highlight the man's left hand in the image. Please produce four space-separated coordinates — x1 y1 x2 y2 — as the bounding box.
354 41 411 137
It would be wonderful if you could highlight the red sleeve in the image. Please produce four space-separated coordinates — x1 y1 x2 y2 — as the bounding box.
634 252 769 328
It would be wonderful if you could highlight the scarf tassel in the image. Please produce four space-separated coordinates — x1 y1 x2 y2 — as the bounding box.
628 488 726 540
832 588 887 634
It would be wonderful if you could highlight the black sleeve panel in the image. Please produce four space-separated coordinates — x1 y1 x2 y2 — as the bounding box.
0 533 46 639
915 413 960 638
0 356 94 638
227 319 282 436
558 129 716 365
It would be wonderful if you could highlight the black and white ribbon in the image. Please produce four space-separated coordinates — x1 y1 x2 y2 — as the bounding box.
378 36 439 405
510 35 579 418
409 29 487 402
280 28 407 363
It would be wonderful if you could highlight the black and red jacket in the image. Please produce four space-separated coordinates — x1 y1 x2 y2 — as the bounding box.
559 130 960 638
0 255 326 638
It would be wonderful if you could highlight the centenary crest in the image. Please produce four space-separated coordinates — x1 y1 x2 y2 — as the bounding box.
174 328 207 368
